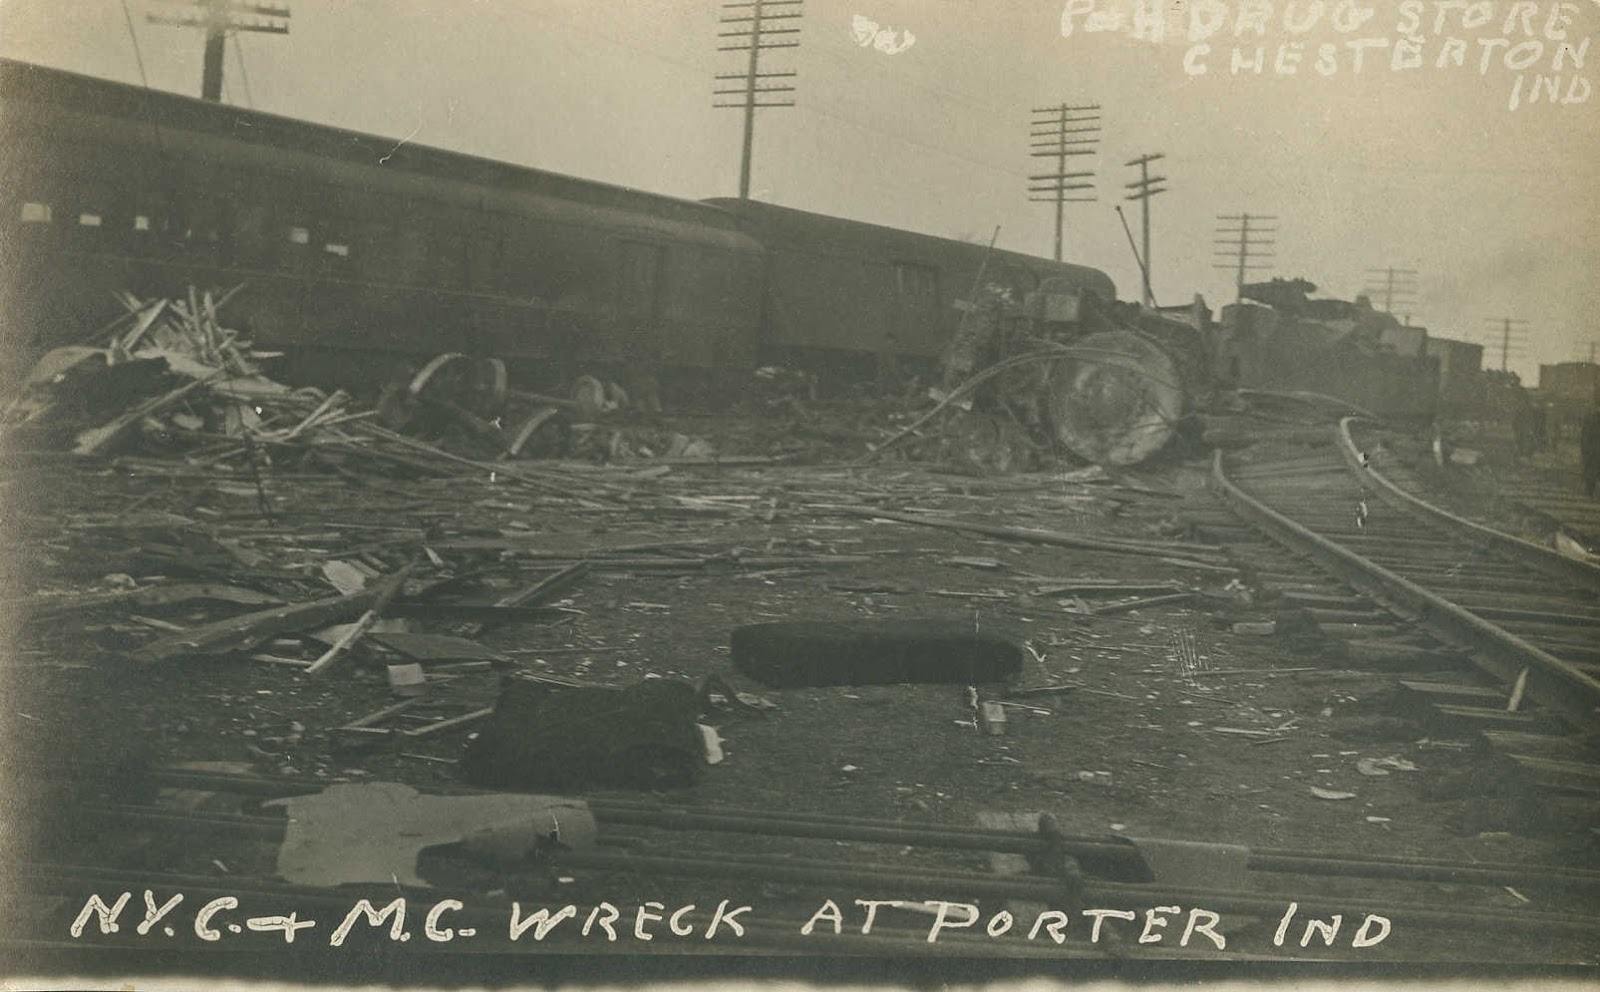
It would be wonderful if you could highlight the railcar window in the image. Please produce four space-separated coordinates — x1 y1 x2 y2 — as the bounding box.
20 203 51 223
165 196 191 248
231 203 269 266
894 262 939 301
190 198 234 263
288 227 311 245
318 231 353 278
134 215 151 231
78 213 103 227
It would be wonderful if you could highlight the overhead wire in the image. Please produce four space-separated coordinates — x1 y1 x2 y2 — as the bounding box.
233 31 255 108
119 0 153 90
117 0 171 189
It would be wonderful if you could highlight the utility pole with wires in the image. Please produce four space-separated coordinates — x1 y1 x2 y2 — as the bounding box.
1213 213 1277 300
1027 103 1099 262
146 0 289 103
714 0 802 200
1124 153 1167 307
1362 267 1419 321
1483 317 1530 373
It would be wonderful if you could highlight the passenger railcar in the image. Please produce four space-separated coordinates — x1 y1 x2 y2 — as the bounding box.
0 59 1119 399
0 59 765 392
706 198 1117 381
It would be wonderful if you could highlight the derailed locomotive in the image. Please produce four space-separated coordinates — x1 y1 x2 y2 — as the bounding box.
0 59 1114 399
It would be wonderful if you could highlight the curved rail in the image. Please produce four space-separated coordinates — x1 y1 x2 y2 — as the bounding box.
1211 447 1600 729
1338 416 1600 592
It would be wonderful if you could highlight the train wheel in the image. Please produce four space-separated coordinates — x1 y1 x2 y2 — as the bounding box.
407 353 510 419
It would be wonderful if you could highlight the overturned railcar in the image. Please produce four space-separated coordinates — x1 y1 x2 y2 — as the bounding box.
703 198 1117 383
0 59 765 393
1213 299 1441 421
0 59 1120 402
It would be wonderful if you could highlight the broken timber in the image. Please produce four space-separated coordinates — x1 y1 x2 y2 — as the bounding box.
305 563 418 677
829 505 1226 567
72 375 217 457
132 585 388 662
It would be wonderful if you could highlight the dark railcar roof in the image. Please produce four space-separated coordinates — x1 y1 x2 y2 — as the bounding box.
702 197 1117 300
0 58 749 236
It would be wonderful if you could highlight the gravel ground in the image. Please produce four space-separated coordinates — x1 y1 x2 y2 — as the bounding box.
1 414 1595 970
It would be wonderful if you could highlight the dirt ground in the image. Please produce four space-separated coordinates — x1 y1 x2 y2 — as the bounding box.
2 408 1596 970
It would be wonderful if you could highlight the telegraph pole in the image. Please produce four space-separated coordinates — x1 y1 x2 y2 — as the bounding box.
1362 267 1419 320
147 0 289 103
1124 153 1167 307
1027 103 1099 262
1483 317 1530 373
1213 213 1277 300
715 0 802 200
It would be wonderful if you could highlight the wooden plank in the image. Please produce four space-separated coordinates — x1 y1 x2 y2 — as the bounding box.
72 376 215 457
344 697 424 729
1344 640 1465 670
1398 680 1505 704
306 564 417 677
1032 581 1181 597
1501 754 1600 795
497 560 590 608
18 583 282 621
1089 592 1193 616
400 706 494 738
384 600 566 623
368 632 508 663
1480 729 1595 762
132 586 384 662
1432 704 1540 728
829 504 1223 565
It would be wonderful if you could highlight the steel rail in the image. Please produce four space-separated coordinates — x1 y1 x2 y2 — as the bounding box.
1338 417 1600 591
78 794 1600 894
3 863 1108 960
1211 448 1600 729
563 852 1600 938
24 852 1596 943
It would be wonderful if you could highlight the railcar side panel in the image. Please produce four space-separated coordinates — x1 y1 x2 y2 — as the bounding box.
0 59 766 392
702 197 1118 368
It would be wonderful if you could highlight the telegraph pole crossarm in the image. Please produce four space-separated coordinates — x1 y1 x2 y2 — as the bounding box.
1482 317 1531 373
1029 102 1100 262
715 0 804 199
147 0 290 102
1363 266 1419 316
1124 153 1167 306
1214 213 1278 300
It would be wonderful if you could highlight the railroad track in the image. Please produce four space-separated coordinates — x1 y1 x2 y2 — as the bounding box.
11 765 1600 963
1202 417 1600 799
1500 482 1600 548
1356 421 1600 554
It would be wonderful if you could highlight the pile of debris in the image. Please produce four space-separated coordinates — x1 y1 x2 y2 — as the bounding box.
3 286 324 459
867 284 1210 474
1 286 725 472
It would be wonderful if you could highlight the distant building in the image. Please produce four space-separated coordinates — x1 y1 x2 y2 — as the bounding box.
1539 361 1600 408
1428 337 1484 414
1539 362 1600 440
1215 300 1439 419
1379 324 1427 358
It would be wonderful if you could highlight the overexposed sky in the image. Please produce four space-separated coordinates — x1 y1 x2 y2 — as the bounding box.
2 0 1596 380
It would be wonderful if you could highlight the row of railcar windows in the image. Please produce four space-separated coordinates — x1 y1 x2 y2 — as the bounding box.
12 191 756 315
11 196 516 293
